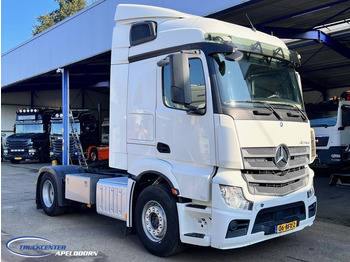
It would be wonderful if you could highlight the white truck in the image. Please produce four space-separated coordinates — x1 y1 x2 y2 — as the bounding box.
307 99 350 166
36 4 317 257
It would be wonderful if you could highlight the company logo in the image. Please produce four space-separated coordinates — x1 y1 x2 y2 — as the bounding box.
274 144 290 171
6 236 99 258
6 236 66 258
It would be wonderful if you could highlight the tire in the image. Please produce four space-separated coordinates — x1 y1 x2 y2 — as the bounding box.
88 148 98 163
10 159 20 164
39 172 66 216
135 184 185 257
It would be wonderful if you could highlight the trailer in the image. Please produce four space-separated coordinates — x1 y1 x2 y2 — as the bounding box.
36 4 317 257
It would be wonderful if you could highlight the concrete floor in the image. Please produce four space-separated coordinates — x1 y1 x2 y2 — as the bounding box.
1 160 350 262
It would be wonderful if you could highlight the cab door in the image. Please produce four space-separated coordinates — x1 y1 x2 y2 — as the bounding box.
155 51 216 177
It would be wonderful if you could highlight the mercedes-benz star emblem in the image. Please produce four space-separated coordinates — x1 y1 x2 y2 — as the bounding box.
274 144 290 170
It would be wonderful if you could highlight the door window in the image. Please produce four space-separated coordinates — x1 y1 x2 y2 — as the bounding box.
162 58 206 110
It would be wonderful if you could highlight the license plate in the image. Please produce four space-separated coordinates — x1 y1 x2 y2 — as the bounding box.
15 157 22 160
275 220 297 233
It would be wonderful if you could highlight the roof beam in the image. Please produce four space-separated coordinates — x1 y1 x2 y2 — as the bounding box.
206 0 265 18
258 26 350 59
311 6 350 29
257 0 350 27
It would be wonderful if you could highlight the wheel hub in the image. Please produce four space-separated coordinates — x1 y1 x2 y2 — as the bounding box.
42 180 54 208
142 201 167 242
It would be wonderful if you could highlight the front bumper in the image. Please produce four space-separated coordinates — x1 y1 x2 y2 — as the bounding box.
210 191 316 249
3 149 38 161
177 167 316 249
313 147 350 165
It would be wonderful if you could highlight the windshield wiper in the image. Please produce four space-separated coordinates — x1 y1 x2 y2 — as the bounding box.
292 104 307 121
270 102 307 121
235 100 283 120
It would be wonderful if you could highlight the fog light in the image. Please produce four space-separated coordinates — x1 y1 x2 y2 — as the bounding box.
4 149 8 155
228 220 238 231
220 185 252 210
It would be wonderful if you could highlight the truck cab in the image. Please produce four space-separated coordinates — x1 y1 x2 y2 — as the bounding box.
50 110 99 163
307 99 350 165
36 4 316 257
3 108 55 163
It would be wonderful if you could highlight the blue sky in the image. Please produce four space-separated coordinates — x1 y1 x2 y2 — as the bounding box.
2 0 58 53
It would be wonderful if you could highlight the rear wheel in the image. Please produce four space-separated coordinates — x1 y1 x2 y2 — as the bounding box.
88 148 98 163
135 184 184 257
39 173 66 216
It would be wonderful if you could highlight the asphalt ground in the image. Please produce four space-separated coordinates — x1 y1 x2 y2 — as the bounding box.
1 160 350 262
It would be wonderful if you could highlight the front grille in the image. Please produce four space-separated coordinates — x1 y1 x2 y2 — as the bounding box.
252 201 306 235
242 167 309 196
241 146 310 170
51 137 78 158
8 140 27 148
315 136 329 147
241 146 310 196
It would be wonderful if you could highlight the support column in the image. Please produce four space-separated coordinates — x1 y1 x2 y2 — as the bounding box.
61 68 70 165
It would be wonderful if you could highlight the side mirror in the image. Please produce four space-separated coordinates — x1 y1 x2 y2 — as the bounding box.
169 53 191 105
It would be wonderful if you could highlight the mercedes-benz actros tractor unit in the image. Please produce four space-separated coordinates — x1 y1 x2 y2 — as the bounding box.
36 4 317 257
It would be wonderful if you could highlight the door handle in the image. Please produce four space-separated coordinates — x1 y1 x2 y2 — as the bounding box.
157 142 171 154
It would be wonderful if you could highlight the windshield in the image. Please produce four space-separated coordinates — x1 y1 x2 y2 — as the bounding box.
50 122 81 134
16 124 44 134
306 102 338 127
211 52 303 110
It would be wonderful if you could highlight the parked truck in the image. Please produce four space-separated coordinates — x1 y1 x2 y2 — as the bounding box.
49 110 99 163
307 99 350 165
86 118 109 163
36 4 317 257
3 108 56 163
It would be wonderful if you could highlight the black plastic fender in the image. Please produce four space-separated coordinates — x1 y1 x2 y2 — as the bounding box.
36 165 85 209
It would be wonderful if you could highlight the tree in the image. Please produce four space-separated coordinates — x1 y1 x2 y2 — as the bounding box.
32 0 88 36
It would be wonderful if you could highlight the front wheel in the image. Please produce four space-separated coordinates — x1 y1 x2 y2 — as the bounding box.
135 184 184 257
39 173 66 216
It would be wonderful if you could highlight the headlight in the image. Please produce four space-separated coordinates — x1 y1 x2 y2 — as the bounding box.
310 128 316 163
220 185 252 210
307 180 315 198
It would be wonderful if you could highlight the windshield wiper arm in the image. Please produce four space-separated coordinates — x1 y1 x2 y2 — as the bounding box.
292 104 307 121
271 102 307 121
236 100 283 120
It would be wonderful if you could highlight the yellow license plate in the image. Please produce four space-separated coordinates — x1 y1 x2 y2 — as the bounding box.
15 157 22 160
275 220 297 233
